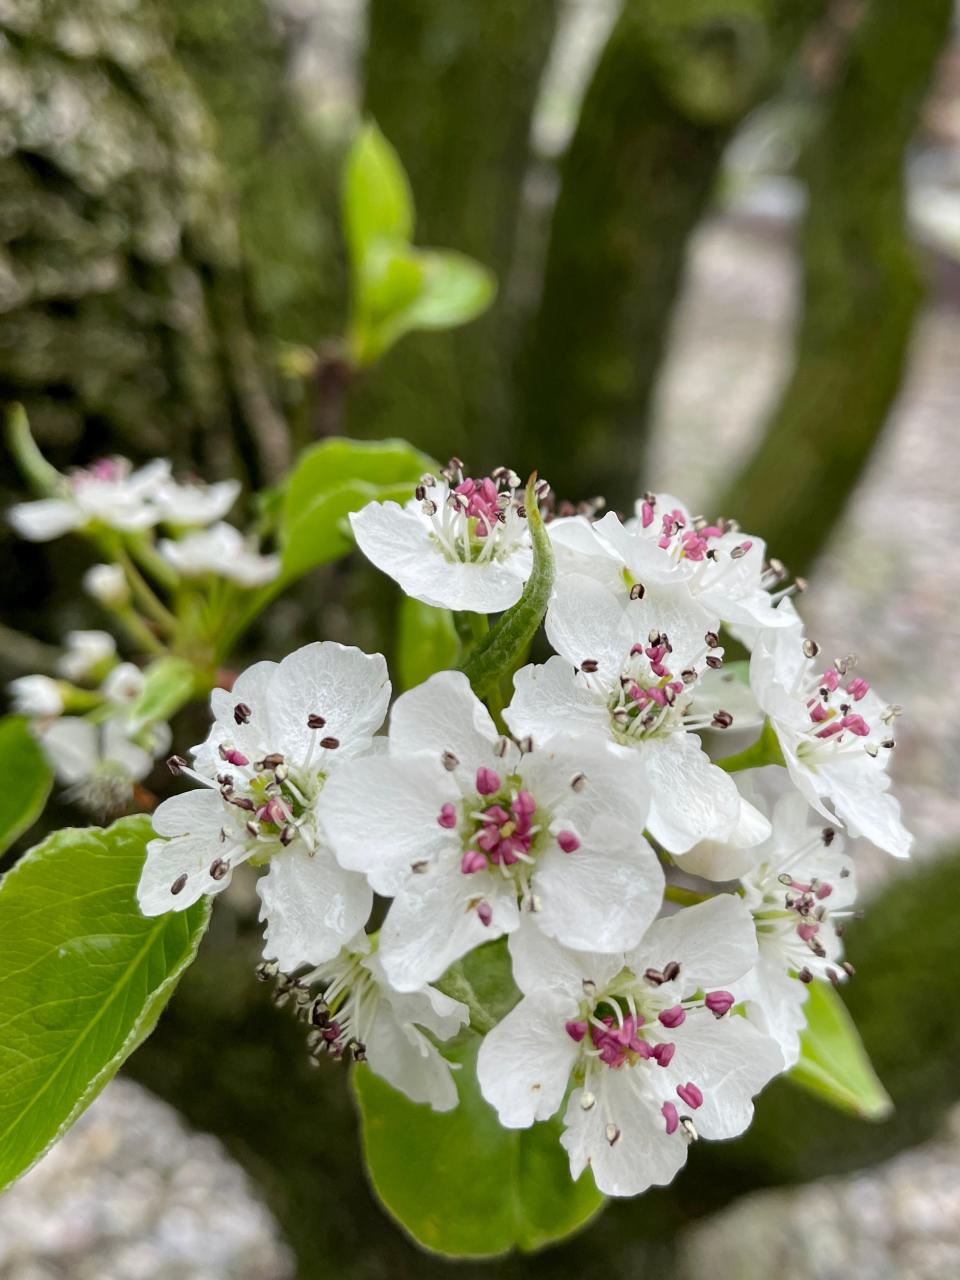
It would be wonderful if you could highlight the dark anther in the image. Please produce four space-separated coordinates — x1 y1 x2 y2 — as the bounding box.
320 736 340 750
704 632 720 649
629 583 645 601
234 702 252 725
170 873 188 896
209 858 229 881
580 659 599 674
712 710 734 729
705 655 723 670
661 961 681 982
307 713 326 730
167 755 188 775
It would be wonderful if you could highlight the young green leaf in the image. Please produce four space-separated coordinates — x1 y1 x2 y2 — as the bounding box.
127 656 197 731
459 477 555 698
353 1031 603 1258
279 437 434 584
395 597 459 692
788 978 893 1121
342 122 415 269
0 717 52 855
0 816 209 1191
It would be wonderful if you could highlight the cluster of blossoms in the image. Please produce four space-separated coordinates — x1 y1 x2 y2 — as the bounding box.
131 467 908 1196
8 454 282 810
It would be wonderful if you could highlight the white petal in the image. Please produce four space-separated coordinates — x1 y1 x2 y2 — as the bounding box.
729 949 810 1068
379 865 520 991
257 845 371 970
361 1004 463 1111
137 831 231 915
267 642 390 764
320 754 457 895
678 793 772 880
365 953 468 1042
561 1071 687 1197
640 732 741 854
629 894 758 994
477 993 579 1126
545 574 637 675
38 717 96 782
8 498 82 541
533 817 664 953
663 1008 783 1139
101 721 153 781
388 670 503 771
690 666 764 733
10 675 64 718
507 917 623 998
818 758 913 858
504 657 609 746
518 734 649 833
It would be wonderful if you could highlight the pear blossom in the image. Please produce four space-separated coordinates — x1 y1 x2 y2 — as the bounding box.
8 674 64 718
159 523 281 588
349 462 534 612
8 458 169 541
507 572 768 858
83 562 130 607
55 630 117 683
101 662 146 708
477 897 783 1197
152 475 241 526
750 600 912 858
321 670 663 992
548 492 794 633
37 716 159 815
270 937 468 1111
727 788 856 1066
138 642 390 973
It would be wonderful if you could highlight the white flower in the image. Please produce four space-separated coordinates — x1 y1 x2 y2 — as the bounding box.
321 670 663 992
138 642 390 974
476 897 783 1197
101 662 146 707
56 630 117 682
507 572 768 858
37 716 156 815
750 601 912 858
548 493 793 633
293 938 468 1111
82 562 130 607
8 458 169 541
9 674 63 718
349 464 533 612
152 475 240 526
159 523 280 588
727 788 856 1066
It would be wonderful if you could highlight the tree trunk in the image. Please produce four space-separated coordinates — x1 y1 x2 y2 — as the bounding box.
517 0 824 509
713 0 952 577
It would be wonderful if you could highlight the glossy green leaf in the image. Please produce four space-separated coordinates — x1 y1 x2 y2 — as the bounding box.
434 936 520 1034
395 598 459 693
127 656 196 731
0 816 209 1190
279 437 433 583
342 122 414 268
460 476 555 697
788 978 893 1121
354 1031 604 1258
0 717 52 855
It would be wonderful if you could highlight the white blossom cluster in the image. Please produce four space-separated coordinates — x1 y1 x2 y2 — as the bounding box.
136 469 910 1198
9 455 279 587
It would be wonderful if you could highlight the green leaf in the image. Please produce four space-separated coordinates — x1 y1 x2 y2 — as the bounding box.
434 936 520 1035
354 1032 604 1258
342 122 414 268
716 718 786 773
0 717 52 855
0 816 209 1191
396 598 459 693
279 437 434 584
788 979 893 1121
127 656 197 731
459 476 555 697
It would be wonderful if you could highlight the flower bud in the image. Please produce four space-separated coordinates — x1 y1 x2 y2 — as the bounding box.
83 563 130 607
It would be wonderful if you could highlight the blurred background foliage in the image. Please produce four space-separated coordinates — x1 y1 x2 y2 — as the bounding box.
2 0 960 1274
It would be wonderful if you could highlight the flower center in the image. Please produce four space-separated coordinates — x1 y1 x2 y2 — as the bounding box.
795 652 899 764
417 461 530 566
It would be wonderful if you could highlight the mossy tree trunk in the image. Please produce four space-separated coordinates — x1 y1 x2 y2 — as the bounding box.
713 0 952 576
516 0 824 509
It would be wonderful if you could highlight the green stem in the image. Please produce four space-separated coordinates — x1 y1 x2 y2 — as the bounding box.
5 403 62 496
664 885 710 907
716 720 785 773
115 546 179 635
113 606 166 656
126 534 181 593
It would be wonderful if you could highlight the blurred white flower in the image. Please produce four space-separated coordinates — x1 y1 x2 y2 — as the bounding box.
8 674 63 718
37 716 156 815
153 475 241 526
159 523 280 587
82 562 130 607
350 465 533 612
102 662 146 707
8 458 169 541
55 630 117 682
